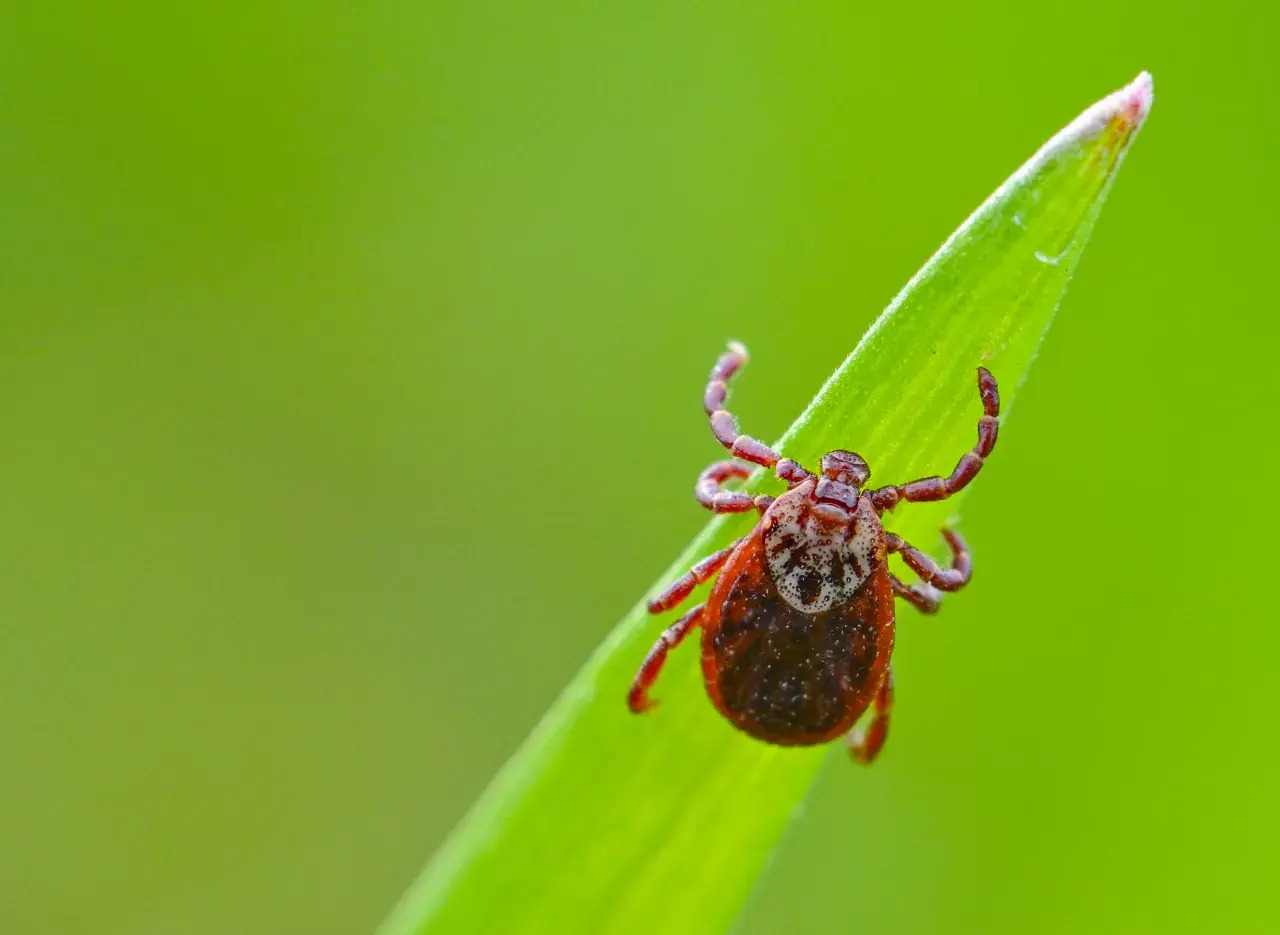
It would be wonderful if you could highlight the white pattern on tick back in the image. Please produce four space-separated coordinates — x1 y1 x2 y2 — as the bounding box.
762 480 883 613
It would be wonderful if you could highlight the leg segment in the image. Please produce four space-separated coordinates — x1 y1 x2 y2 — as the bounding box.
647 542 737 614
846 667 895 765
890 573 942 614
871 367 1000 512
696 460 754 513
628 604 702 713
696 461 776 514
774 458 812 486
886 528 971 593
704 342 782 469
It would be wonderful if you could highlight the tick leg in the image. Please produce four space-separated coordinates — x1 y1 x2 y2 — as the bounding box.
629 604 703 713
696 460 755 513
846 667 894 765
695 461 776 514
886 528 971 592
890 573 942 614
870 367 1000 512
704 342 782 469
647 542 738 614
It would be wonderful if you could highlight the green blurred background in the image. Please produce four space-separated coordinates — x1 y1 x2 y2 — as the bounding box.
1 2 1275 933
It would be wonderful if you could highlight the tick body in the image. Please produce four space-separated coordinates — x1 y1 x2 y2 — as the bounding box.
628 342 1000 763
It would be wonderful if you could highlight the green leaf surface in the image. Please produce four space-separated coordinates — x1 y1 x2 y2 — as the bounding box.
381 72 1153 935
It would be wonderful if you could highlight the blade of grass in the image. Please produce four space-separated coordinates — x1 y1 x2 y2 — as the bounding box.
382 72 1153 935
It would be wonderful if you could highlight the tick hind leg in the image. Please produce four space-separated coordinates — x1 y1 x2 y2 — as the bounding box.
846 668 895 765
703 342 783 469
629 604 703 713
887 528 971 593
871 367 1000 512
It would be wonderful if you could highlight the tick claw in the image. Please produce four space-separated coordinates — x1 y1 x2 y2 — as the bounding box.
628 695 659 714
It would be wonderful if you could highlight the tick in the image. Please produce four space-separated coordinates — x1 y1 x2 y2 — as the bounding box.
628 342 1001 764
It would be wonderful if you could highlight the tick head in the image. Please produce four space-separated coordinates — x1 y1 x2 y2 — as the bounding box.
821 449 870 487
813 450 870 524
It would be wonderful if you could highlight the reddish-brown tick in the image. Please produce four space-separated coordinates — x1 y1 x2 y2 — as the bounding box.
628 342 1000 763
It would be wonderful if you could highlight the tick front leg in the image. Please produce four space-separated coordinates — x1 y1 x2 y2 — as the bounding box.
629 604 703 713
647 542 738 614
887 528 971 592
846 667 894 765
704 342 783 469
871 367 1000 511
890 573 942 614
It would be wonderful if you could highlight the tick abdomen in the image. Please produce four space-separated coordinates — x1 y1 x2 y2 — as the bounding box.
701 532 895 745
